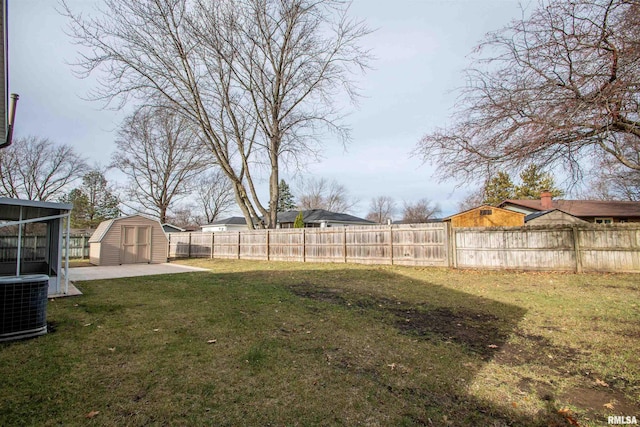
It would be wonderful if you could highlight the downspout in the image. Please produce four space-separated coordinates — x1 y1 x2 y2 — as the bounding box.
0 0 19 150
0 93 18 149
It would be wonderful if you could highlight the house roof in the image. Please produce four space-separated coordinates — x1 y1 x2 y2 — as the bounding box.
524 210 553 222
162 223 185 232
500 199 640 217
89 214 161 243
277 209 375 224
523 209 582 222
202 216 249 226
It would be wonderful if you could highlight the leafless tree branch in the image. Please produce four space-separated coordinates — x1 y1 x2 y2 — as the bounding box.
416 0 640 185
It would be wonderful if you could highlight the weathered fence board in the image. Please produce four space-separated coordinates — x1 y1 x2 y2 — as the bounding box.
168 223 449 267
169 223 640 273
578 227 640 272
392 225 448 266
0 235 90 261
453 224 640 272
10 222 636 272
454 227 577 271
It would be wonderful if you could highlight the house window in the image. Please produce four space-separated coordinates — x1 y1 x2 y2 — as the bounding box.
480 209 493 216
595 217 613 224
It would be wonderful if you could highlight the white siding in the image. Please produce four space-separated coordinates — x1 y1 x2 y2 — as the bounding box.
90 216 168 266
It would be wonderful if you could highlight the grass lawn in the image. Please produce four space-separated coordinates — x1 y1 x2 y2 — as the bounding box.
67 259 93 268
1 259 638 426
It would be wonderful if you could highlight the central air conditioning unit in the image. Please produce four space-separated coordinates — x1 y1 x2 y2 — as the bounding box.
0 274 49 342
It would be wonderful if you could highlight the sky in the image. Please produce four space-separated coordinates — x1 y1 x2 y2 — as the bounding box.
8 0 525 219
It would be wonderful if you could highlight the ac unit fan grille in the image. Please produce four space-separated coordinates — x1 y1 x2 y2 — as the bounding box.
0 275 49 341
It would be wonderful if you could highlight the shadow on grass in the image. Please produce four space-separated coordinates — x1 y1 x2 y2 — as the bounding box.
285 271 580 426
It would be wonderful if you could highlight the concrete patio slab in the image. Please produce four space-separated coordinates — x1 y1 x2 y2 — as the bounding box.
66 263 210 282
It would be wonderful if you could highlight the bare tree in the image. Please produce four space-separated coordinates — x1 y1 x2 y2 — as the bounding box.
196 169 235 223
401 198 441 224
0 136 87 201
457 189 485 212
166 205 204 228
112 107 210 223
296 177 359 213
62 0 371 228
416 0 640 184
588 158 640 200
365 196 396 224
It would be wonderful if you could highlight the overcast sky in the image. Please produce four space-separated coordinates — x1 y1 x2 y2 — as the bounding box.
8 0 524 219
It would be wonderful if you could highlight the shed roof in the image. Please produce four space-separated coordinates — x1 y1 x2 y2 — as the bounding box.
443 205 524 221
89 215 162 243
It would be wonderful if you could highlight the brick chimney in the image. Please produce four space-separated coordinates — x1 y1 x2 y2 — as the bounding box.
540 191 553 210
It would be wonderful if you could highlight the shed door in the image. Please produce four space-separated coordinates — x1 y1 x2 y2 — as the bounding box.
122 226 151 264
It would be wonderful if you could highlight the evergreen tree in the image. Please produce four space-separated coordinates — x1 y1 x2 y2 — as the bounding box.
293 211 305 228
61 188 91 228
82 171 120 225
483 172 515 206
514 165 564 199
277 180 296 212
62 170 120 228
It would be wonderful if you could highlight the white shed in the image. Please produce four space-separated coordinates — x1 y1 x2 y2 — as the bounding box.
89 215 168 266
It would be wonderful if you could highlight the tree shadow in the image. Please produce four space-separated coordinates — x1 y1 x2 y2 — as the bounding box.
282 269 586 426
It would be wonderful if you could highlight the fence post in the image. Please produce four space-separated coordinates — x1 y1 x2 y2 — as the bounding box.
238 231 241 260
302 228 306 262
188 233 192 258
210 232 214 259
572 225 583 273
167 233 171 259
343 227 347 263
266 230 270 261
81 235 86 259
448 223 457 269
389 225 394 265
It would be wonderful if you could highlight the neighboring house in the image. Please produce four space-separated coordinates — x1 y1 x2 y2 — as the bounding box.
276 209 375 228
444 205 525 228
524 209 587 225
200 217 251 232
201 210 376 231
499 191 640 224
162 223 185 233
89 215 168 266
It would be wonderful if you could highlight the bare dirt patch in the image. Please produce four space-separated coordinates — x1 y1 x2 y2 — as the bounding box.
289 281 640 421
562 385 638 419
289 282 513 359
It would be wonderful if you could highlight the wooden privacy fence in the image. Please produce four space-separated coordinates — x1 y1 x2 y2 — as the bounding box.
0 234 91 261
168 224 449 267
453 224 640 273
168 223 640 273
